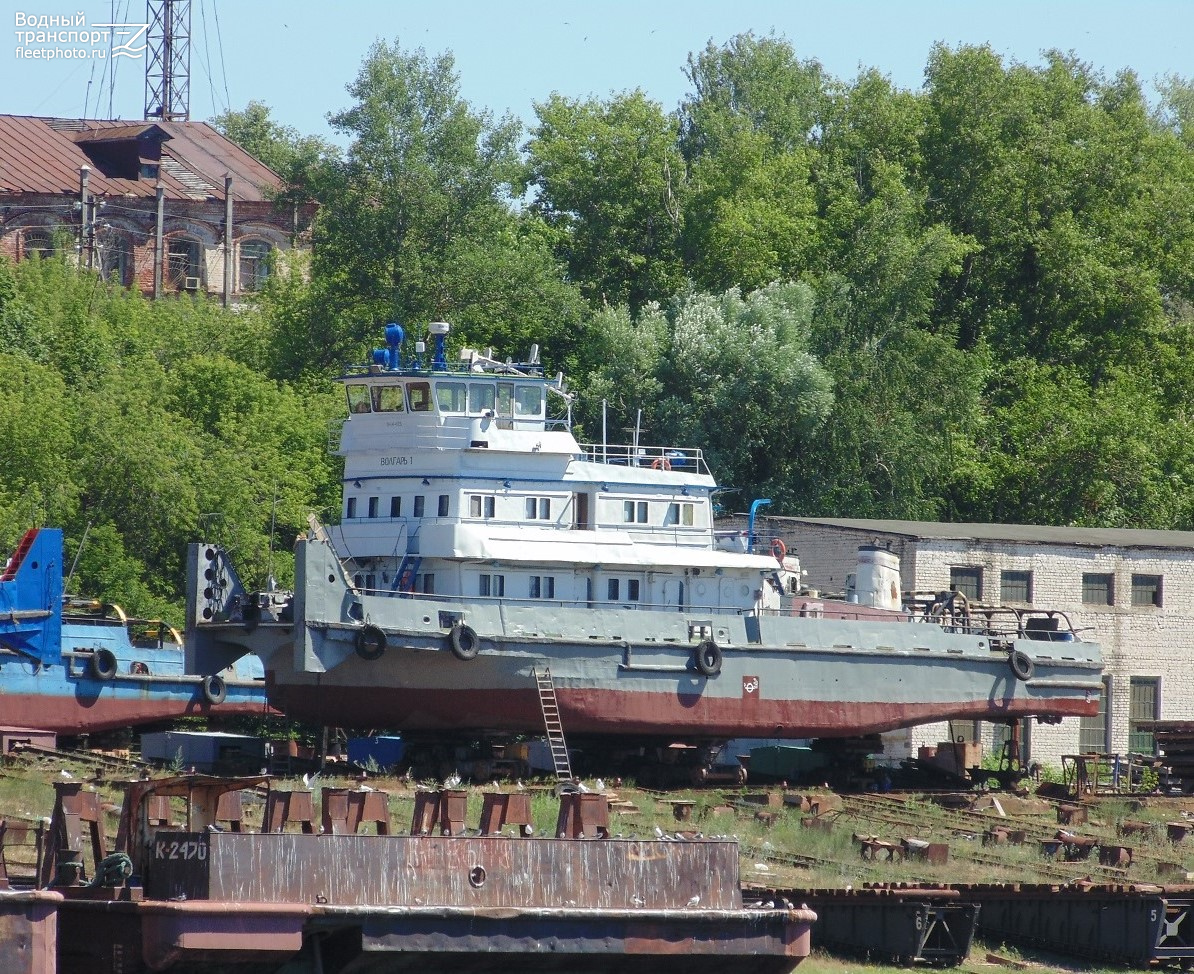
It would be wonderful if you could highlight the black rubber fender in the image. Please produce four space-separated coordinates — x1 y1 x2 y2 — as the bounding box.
695 640 722 677
355 624 387 661
449 623 480 661
1009 649 1035 682
201 674 227 705
89 648 117 680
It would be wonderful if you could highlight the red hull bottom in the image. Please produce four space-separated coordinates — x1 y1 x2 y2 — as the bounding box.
270 683 1097 740
0 694 273 736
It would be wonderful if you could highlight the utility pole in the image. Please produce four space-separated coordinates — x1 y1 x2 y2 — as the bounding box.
144 0 191 121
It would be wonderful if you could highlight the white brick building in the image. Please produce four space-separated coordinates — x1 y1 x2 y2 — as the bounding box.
726 515 1194 770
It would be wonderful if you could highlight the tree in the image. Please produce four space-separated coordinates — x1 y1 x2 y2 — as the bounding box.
525 91 685 309
285 40 584 373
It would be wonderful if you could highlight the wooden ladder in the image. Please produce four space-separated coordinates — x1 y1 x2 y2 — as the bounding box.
533 667 574 788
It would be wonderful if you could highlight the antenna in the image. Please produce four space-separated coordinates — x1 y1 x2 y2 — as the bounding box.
144 0 192 121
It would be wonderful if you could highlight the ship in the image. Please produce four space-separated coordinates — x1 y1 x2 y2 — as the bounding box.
184 322 1102 774
0 527 270 735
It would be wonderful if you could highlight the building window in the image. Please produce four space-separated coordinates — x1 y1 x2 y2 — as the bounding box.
1000 570 1033 604
526 497 551 520
1078 677 1111 753
627 579 640 601
480 574 505 598
413 495 425 518
530 575 555 599
346 497 357 518
1131 574 1162 608
390 497 402 518
238 239 272 292
607 578 619 600
949 567 982 601
167 237 202 290
99 234 133 286
22 229 55 259
1082 573 1114 606
367 496 379 518
1128 677 1159 754
438 494 450 517
623 500 648 524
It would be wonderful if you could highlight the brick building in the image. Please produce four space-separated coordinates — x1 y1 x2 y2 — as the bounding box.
725 514 1194 769
0 115 311 299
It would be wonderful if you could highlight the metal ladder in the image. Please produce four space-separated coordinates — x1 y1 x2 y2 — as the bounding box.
533 667 574 788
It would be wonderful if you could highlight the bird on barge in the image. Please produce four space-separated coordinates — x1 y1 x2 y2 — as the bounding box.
185 322 1102 765
0 527 270 735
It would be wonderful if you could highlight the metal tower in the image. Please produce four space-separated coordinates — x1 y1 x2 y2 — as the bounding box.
144 0 191 121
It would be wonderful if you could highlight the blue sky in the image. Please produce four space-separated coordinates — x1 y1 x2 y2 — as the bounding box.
4 1 1191 144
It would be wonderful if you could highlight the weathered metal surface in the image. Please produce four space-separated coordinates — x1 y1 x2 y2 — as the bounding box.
968 884 1194 965
146 832 742 912
0 889 60 974
778 888 978 967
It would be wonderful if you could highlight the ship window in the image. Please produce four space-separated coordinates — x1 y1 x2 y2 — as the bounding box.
607 578 619 600
623 501 649 524
665 502 695 526
480 574 505 597
627 579 640 601
1001 570 1032 603
470 495 496 518
526 497 551 520
414 495 425 517
469 383 496 414
514 384 543 417
1083 573 1114 606
438 494 450 517
346 497 357 518
373 386 404 412
1132 574 1162 607
436 381 468 414
346 384 371 414
390 497 402 518
420 574 435 595
530 575 555 599
496 382 515 417
368 496 379 518
364 573 376 591
949 566 982 601
407 381 433 412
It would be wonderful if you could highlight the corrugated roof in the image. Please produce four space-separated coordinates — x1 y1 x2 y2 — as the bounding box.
0 115 284 202
766 516 1194 552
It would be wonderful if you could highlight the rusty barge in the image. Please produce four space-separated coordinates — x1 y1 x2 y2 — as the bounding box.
2 775 815 974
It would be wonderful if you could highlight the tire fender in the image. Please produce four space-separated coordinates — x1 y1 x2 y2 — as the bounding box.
695 640 722 677
90 648 117 681
1010 649 1034 682
202 674 227 705
449 623 480 661
355 624 387 661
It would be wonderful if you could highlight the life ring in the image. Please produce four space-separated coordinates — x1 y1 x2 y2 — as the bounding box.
651 457 672 471
1009 650 1034 682
89 649 117 680
355 624 387 661
449 623 480 661
770 537 787 563
201 674 227 705
694 640 722 677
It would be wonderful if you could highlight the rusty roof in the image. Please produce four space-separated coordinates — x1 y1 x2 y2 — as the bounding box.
0 114 285 202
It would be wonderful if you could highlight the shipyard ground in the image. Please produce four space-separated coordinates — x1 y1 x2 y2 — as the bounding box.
2 748 1193 971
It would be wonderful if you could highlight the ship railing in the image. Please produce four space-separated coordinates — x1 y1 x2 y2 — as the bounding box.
351 584 746 615
327 418 345 452
577 443 708 474
902 592 1085 641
